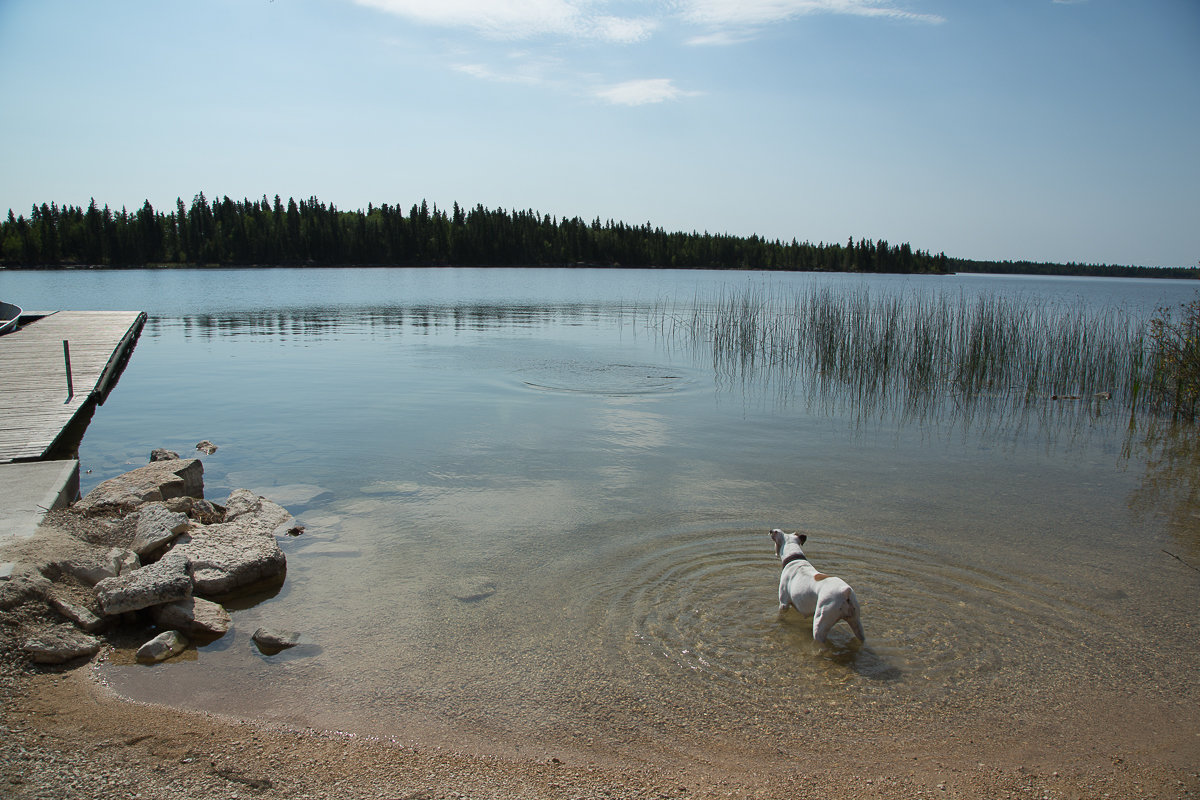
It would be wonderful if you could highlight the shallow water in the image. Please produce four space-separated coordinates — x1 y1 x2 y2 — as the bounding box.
4 267 1198 763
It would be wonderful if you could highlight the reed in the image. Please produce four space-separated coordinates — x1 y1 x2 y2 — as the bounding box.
1147 297 1200 420
652 285 1165 424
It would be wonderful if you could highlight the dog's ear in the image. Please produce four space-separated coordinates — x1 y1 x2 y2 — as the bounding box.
798 534 807 545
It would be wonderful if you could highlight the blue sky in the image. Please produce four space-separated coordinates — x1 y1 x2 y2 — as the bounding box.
1 0 1197 267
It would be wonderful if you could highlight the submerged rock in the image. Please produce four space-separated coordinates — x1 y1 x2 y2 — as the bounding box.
247 484 332 507
251 627 301 655
451 578 498 603
137 630 188 663
223 489 291 527
150 448 180 462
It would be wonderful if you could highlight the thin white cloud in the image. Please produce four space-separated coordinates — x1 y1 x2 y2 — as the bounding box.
365 0 943 102
680 0 945 27
353 0 654 42
358 0 943 47
589 14 658 43
454 63 511 81
452 53 566 87
595 78 700 105
684 30 755 46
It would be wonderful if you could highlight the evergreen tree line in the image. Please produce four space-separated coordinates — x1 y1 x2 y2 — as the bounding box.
954 258 1198 280
0 193 950 273
1 194 1193 278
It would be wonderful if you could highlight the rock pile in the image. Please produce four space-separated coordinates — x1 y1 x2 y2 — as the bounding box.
0 453 298 666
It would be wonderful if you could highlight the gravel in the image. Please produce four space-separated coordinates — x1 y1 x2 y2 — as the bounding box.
2 637 1197 800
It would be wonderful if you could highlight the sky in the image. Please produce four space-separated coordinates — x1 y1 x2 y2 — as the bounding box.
0 0 1197 268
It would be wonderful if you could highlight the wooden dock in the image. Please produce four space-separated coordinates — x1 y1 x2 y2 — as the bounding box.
0 311 146 464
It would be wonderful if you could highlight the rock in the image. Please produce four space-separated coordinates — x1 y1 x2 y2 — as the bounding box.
56 558 115 587
223 489 291 528
48 593 106 633
57 547 140 586
196 440 219 455
158 489 293 597
136 630 188 663
152 595 231 637
74 459 205 516
252 627 300 655
111 547 140 575
170 512 288 596
0 561 16 581
0 573 51 610
163 496 194 513
150 448 180 462
130 504 192 556
23 624 101 664
94 551 192 616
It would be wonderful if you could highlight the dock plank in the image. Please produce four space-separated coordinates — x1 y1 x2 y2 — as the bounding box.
0 311 146 463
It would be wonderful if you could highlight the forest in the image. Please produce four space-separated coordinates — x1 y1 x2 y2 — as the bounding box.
0 193 1193 278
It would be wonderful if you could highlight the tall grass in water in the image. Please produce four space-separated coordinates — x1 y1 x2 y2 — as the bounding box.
655 286 1159 426
1147 297 1200 421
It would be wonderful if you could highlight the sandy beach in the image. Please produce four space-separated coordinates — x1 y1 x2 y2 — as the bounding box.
2 634 1197 800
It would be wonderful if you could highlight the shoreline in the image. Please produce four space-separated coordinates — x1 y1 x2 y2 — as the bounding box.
3 642 1197 798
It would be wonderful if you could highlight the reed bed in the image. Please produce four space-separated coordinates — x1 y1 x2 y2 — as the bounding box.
650 285 1160 426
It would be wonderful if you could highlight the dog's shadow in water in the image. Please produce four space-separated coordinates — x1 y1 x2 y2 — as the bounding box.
777 618 902 682
819 631 902 683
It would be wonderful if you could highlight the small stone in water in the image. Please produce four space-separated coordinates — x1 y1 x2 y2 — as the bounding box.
252 627 301 655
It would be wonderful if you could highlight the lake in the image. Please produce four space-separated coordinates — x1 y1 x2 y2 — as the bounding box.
3 267 1198 769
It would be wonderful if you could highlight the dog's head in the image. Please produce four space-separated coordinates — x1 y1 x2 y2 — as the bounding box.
769 528 807 562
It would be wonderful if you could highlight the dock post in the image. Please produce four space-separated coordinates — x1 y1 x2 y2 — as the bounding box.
63 340 74 400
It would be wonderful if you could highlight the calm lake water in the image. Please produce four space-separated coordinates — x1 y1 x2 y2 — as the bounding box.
3 267 1199 765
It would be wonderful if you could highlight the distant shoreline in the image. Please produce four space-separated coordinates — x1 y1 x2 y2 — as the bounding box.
1 262 1197 280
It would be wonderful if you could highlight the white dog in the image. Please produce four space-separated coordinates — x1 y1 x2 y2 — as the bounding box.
770 529 865 645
